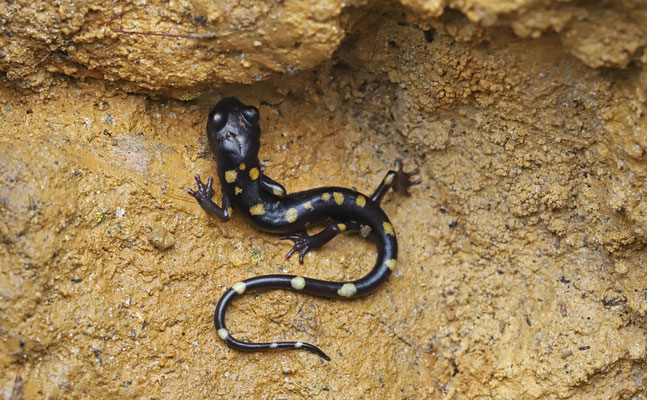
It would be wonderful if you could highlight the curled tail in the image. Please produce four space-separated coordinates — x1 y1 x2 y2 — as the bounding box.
214 227 397 361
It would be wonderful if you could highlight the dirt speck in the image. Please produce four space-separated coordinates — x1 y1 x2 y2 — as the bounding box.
149 223 175 251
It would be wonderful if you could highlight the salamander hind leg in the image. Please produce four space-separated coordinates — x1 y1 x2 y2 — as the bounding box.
281 221 361 264
393 158 421 196
370 159 421 204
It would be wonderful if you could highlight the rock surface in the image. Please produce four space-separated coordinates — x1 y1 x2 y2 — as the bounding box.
1 1 646 398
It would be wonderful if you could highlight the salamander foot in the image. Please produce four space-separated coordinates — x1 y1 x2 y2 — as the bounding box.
393 159 421 196
187 174 216 202
280 232 311 264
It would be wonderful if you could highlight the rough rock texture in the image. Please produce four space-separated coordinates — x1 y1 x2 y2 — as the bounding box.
0 0 353 96
2 1 647 399
2 0 646 96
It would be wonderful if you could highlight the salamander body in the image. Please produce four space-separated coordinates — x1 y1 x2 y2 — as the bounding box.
188 97 419 360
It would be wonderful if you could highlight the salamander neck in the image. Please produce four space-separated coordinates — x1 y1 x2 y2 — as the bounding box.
217 154 260 176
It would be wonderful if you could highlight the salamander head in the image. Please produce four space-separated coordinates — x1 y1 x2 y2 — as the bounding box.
207 97 261 164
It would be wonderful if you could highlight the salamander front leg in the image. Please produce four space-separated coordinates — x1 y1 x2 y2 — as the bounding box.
371 159 421 204
259 174 287 198
281 221 361 264
187 174 232 222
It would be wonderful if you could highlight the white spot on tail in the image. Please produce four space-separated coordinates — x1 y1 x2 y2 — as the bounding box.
291 276 306 290
232 281 246 294
217 329 228 340
337 283 357 297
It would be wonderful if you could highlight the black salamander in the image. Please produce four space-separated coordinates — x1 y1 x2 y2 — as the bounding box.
188 97 420 360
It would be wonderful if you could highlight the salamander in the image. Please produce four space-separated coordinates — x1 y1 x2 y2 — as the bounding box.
188 97 420 360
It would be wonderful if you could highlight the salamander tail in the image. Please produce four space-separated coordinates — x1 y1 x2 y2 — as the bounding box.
214 225 396 361
214 277 332 360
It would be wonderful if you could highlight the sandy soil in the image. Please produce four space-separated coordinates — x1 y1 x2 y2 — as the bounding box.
1 1 646 399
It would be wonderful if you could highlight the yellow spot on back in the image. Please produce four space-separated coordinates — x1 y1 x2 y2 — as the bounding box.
356 195 366 208
239 163 246 170
385 259 396 270
333 192 344 205
337 283 357 297
291 276 306 290
250 204 265 215
285 208 298 223
383 221 395 236
337 223 346 232
384 173 395 185
227 207 233 216
249 167 260 180
235 187 243 195
225 170 237 183
304 201 314 210
321 193 331 201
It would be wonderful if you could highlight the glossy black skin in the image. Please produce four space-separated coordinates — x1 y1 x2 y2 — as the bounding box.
188 97 420 361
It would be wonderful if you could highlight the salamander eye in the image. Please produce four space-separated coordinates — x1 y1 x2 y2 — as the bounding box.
211 110 227 130
242 106 259 125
